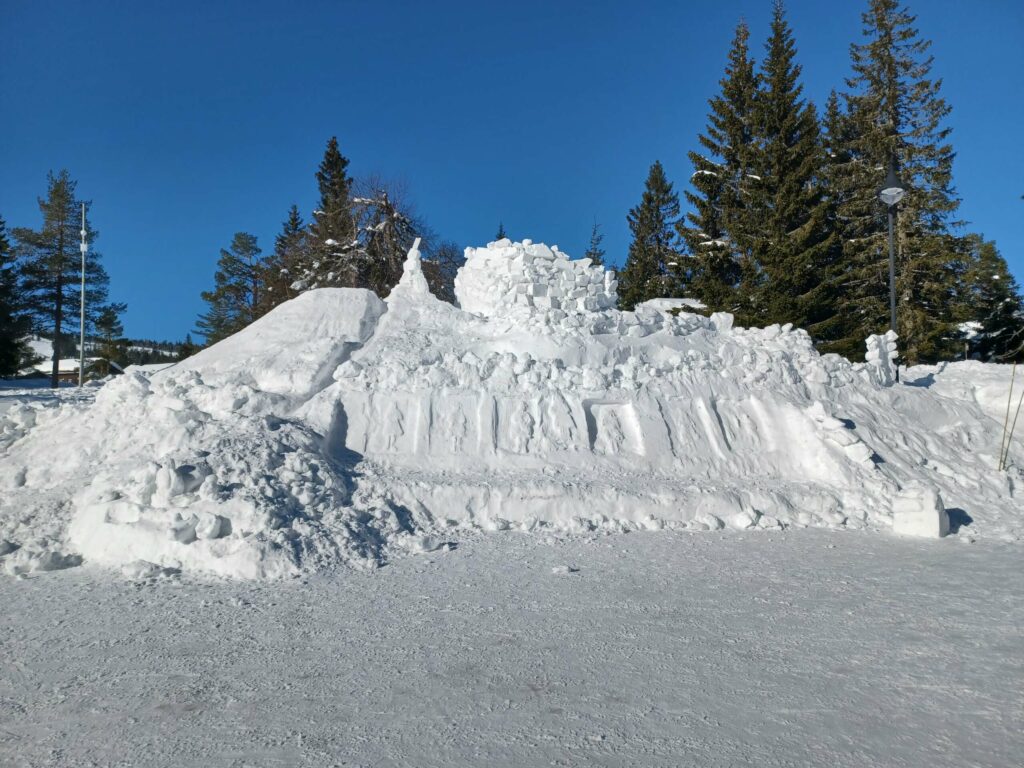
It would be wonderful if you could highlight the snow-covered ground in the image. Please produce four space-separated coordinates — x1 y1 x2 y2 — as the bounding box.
2 239 1022 765
1 530 1021 767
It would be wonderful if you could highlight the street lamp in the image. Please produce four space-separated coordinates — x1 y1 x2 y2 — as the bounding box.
79 203 87 388
879 160 906 381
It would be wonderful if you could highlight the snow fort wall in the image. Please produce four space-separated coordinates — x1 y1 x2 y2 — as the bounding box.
454 238 617 318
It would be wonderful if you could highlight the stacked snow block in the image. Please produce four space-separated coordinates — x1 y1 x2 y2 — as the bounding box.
455 238 617 318
891 484 949 538
865 330 899 386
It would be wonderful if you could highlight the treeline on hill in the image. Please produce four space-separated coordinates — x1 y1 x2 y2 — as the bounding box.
195 139 465 344
617 0 1024 364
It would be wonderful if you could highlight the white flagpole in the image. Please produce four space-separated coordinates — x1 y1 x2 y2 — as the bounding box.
79 202 87 387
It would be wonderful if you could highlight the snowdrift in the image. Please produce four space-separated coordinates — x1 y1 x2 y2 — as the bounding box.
1 239 1021 578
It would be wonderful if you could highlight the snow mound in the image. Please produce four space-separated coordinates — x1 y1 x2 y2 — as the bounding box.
170 288 385 397
1 240 1022 579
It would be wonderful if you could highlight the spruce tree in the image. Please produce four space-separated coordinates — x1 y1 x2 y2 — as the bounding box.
195 233 264 344
831 0 963 363
260 205 307 314
177 333 200 361
94 303 127 376
678 21 758 315
297 137 356 289
12 171 114 387
962 235 1024 361
495 222 508 241
618 161 681 311
583 221 606 267
746 1 839 338
0 215 32 376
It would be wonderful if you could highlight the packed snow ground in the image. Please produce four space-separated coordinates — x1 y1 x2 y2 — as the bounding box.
0 239 1022 579
1 531 1021 767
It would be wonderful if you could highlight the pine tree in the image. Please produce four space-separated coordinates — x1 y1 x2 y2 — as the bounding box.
296 137 357 289
0 215 33 376
195 233 264 344
260 205 307 314
495 222 508 241
12 171 114 387
745 1 839 338
583 221 606 267
962 235 1024 361
618 161 681 311
831 0 963 363
678 21 758 315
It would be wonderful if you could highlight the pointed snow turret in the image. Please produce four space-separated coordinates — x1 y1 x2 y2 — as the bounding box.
391 237 431 298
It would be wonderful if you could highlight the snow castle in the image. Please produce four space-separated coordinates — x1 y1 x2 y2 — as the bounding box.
2 238 994 580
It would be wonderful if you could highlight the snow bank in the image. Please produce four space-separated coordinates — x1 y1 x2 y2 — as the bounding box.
1 240 1021 579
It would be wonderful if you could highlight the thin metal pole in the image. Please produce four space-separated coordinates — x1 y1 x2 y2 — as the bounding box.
887 206 898 383
999 362 1017 471
79 203 87 387
1005 387 1024 471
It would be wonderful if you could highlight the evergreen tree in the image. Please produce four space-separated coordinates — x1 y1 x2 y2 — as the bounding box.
745 1 839 339
678 21 758 314
260 205 307 314
0 215 33 376
195 233 264 344
831 0 963 363
618 161 681 311
962 235 1024 361
177 333 200 361
94 303 127 376
296 137 357 289
583 221 606 267
495 222 508 240
12 171 113 387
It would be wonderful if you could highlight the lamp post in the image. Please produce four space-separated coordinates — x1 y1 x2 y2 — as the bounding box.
79 203 87 388
879 160 906 381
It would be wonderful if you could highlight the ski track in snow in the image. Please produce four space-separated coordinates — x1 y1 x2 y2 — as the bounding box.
0 530 1021 767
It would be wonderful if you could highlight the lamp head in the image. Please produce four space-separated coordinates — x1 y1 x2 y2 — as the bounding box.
879 163 906 207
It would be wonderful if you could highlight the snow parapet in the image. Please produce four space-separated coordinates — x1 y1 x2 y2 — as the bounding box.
454 238 617 319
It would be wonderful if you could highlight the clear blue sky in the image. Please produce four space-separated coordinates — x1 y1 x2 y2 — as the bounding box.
2 0 1022 341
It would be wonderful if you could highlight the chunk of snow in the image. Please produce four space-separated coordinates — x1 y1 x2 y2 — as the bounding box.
892 485 949 538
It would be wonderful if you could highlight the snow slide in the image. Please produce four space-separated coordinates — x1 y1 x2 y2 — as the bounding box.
0 239 1020 578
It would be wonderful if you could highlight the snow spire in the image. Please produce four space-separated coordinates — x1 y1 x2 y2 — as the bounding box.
393 237 430 297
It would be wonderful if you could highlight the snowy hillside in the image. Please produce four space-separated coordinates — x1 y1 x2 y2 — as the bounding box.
0 239 1021 579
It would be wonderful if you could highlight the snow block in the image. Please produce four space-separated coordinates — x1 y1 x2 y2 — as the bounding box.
892 485 949 538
